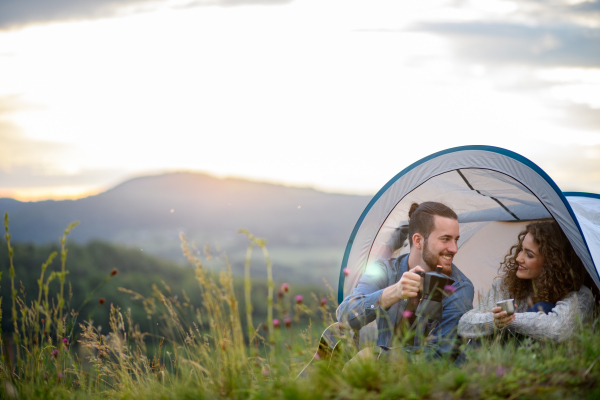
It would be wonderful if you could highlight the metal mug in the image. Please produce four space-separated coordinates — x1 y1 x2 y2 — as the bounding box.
496 299 515 316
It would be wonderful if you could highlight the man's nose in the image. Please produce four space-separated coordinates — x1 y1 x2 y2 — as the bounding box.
448 240 458 254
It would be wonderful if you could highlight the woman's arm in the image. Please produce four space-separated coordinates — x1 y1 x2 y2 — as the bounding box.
458 280 507 339
507 285 594 341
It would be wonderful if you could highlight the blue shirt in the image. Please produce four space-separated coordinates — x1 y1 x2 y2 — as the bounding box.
336 254 474 357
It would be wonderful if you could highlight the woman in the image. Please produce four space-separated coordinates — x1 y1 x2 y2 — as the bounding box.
458 221 594 342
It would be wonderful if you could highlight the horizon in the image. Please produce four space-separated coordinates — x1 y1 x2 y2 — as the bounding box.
0 169 378 202
1 0 599 201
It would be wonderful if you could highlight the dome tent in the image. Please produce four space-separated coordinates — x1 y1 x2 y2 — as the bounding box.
338 145 600 307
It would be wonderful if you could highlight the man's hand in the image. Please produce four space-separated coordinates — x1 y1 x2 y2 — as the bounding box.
398 266 425 299
492 306 516 328
380 266 425 309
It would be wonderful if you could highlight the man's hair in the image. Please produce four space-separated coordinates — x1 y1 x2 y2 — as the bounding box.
407 202 458 247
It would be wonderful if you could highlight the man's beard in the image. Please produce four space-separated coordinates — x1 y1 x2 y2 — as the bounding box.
422 238 453 276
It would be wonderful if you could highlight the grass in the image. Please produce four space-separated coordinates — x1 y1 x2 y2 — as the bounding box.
1 212 600 399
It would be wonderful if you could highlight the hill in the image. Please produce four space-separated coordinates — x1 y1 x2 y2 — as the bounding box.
0 172 372 285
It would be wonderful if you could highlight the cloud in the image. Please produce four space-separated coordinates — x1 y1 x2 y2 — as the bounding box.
534 143 600 193
0 0 293 30
512 0 600 23
0 95 72 171
411 21 600 68
175 0 293 8
0 0 148 30
400 2 600 134
553 103 600 132
0 164 128 188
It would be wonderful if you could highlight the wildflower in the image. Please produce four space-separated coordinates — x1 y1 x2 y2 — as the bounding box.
284 317 292 328
262 369 269 376
99 298 105 305
281 283 289 292
402 310 413 318
343 268 351 277
273 319 280 328
444 285 456 293
277 289 284 299
295 295 303 304
51 349 59 359
63 338 68 343
496 366 506 377
57 372 63 379
111 268 118 276
321 298 328 307
313 353 320 360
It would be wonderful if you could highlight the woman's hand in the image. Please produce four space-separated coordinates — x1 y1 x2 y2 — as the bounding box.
492 306 515 328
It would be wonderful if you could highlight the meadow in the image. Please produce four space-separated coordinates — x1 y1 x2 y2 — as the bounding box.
1 213 600 399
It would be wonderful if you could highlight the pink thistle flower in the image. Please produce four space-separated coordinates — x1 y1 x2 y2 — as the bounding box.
402 310 413 318
295 295 303 304
313 353 320 360
63 338 68 343
273 319 280 328
57 372 63 379
343 268 351 277
444 285 456 293
321 298 328 307
277 289 284 299
51 349 59 357
262 369 270 376
281 283 289 293
496 366 506 377
284 317 292 328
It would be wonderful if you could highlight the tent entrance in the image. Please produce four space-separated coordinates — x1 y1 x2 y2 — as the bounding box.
345 168 553 304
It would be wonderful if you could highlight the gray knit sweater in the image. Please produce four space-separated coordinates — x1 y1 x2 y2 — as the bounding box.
457 279 594 342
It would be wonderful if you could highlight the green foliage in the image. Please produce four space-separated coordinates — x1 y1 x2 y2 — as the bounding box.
1 213 600 399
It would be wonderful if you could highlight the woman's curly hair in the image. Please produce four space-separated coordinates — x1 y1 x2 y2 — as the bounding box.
499 221 585 304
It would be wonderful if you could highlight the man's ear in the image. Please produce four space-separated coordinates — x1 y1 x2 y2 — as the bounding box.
412 233 424 250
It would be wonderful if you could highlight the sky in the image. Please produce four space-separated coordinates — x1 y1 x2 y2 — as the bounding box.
0 0 599 200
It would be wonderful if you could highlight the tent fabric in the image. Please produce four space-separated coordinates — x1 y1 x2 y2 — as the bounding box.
564 193 600 285
338 146 600 304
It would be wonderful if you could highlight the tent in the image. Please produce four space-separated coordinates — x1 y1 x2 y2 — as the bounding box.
338 145 600 309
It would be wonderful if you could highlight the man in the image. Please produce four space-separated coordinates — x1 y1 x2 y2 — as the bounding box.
336 201 474 359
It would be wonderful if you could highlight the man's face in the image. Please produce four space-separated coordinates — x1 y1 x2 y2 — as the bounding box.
421 216 460 274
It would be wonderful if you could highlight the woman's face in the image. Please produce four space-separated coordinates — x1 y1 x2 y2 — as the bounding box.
515 232 545 280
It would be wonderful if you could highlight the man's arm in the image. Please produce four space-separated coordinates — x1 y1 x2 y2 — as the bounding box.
336 260 423 330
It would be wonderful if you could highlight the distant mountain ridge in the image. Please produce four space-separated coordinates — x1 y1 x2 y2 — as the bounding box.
1 172 372 285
